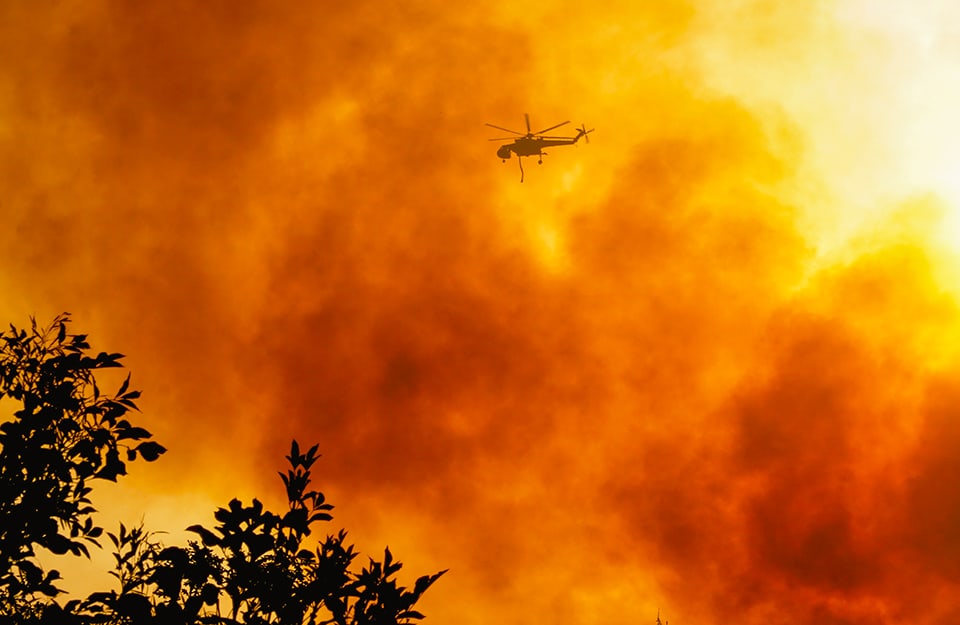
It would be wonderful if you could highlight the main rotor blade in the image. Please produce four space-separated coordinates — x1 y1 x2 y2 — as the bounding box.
488 136 518 141
485 123 523 135
535 120 570 135
525 113 531 133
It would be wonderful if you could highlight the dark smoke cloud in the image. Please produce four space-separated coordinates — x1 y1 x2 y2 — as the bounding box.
4 3 960 625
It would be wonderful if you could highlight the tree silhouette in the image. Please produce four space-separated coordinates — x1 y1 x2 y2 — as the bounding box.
0 313 163 621
0 315 445 624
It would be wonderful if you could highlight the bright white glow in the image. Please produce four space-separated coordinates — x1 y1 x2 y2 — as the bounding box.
832 1 960 252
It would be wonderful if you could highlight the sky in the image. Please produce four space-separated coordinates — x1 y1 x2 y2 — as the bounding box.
4 1 960 624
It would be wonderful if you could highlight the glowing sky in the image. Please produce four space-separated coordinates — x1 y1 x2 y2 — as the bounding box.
4 1 960 624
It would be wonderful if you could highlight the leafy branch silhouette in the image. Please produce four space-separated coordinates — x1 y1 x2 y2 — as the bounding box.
0 313 163 620
0 315 445 625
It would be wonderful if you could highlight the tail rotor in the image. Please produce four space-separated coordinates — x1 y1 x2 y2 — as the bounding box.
579 123 595 143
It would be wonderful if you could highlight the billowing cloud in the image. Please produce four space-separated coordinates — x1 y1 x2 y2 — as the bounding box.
4 2 960 625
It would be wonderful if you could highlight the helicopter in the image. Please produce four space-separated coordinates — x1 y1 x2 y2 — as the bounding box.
487 113 594 182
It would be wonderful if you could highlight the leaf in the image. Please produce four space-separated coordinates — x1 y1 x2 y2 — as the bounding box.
45 534 72 555
68 541 90 558
100 352 126 367
135 441 167 462
201 582 220 606
412 570 448 598
283 508 309 533
156 546 189 567
287 439 301 466
86 590 117 605
39 582 63 597
94 450 127 481
399 611 426 620
117 373 130 397
115 593 152 620
186 525 221 547
18 560 43 586
118 426 152 441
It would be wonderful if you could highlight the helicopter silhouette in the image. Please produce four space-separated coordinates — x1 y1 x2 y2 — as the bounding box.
487 113 594 182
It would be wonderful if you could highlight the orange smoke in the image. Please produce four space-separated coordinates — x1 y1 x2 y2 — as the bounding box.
3 2 960 625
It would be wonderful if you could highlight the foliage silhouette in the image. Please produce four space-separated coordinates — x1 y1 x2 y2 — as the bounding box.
0 316 445 624
0 313 163 620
